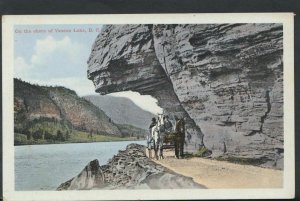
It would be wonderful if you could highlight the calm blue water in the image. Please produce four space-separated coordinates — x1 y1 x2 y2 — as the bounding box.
15 141 146 191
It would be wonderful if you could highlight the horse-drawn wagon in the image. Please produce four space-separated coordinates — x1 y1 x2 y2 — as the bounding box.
146 114 183 160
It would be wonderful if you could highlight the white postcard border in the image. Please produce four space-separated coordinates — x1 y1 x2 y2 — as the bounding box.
2 13 295 200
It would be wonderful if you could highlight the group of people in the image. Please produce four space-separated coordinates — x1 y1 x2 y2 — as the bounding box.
148 115 185 159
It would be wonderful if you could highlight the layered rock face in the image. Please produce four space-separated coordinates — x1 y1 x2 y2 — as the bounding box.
58 144 204 190
87 24 283 169
87 25 204 152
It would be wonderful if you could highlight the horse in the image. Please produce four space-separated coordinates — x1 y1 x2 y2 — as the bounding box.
152 114 173 160
146 114 174 160
145 114 163 160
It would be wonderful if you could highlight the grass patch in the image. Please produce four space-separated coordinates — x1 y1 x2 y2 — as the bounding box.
215 156 268 166
180 147 212 159
14 131 139 146
194 146 212 157
15 133 49 145
69 130 132 143
183 153 194 159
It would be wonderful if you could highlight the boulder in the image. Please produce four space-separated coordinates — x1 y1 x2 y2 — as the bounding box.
57 144 204 190
57 159 105 190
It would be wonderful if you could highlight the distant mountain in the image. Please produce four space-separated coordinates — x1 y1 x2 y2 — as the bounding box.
14 79 147 145
84 95 156 130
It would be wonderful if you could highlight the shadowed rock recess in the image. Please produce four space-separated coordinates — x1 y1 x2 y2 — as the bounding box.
87 24 283 169
57 144 204 190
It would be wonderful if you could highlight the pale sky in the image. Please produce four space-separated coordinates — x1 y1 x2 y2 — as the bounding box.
14 24 162 114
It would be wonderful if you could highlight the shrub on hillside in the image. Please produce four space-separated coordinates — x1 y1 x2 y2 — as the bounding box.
32 130 43 140
56 130 65 141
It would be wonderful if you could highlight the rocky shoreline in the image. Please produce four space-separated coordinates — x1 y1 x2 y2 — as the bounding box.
57 143 205 190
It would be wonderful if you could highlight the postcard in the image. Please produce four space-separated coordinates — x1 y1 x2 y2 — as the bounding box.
2 13 295 200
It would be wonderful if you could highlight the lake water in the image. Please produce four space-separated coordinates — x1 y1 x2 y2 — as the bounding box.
15 140 146 191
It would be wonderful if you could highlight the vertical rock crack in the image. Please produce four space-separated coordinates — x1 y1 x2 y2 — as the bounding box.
246 90 271 136
260 90 271 132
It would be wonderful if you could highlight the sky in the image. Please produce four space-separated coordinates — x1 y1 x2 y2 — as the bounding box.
14 24 162 114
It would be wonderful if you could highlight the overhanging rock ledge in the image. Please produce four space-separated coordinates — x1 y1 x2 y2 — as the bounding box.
87 24 283 169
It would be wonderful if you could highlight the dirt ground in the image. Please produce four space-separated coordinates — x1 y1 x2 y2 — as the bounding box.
147 149 283 189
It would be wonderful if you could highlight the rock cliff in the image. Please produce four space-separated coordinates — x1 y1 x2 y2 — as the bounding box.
57 144 204 190
87 24 283 169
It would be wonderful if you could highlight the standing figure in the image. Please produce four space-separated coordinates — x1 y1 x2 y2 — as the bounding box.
162 115 173 144
147 117 157 158
163 115 173 133
174 116 185 159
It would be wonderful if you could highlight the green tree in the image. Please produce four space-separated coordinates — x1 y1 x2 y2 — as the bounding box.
44 131 53 140
25 130 32 140
65 130 70 140
56 130 65 141
32 130 42 140
89 130 93 139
